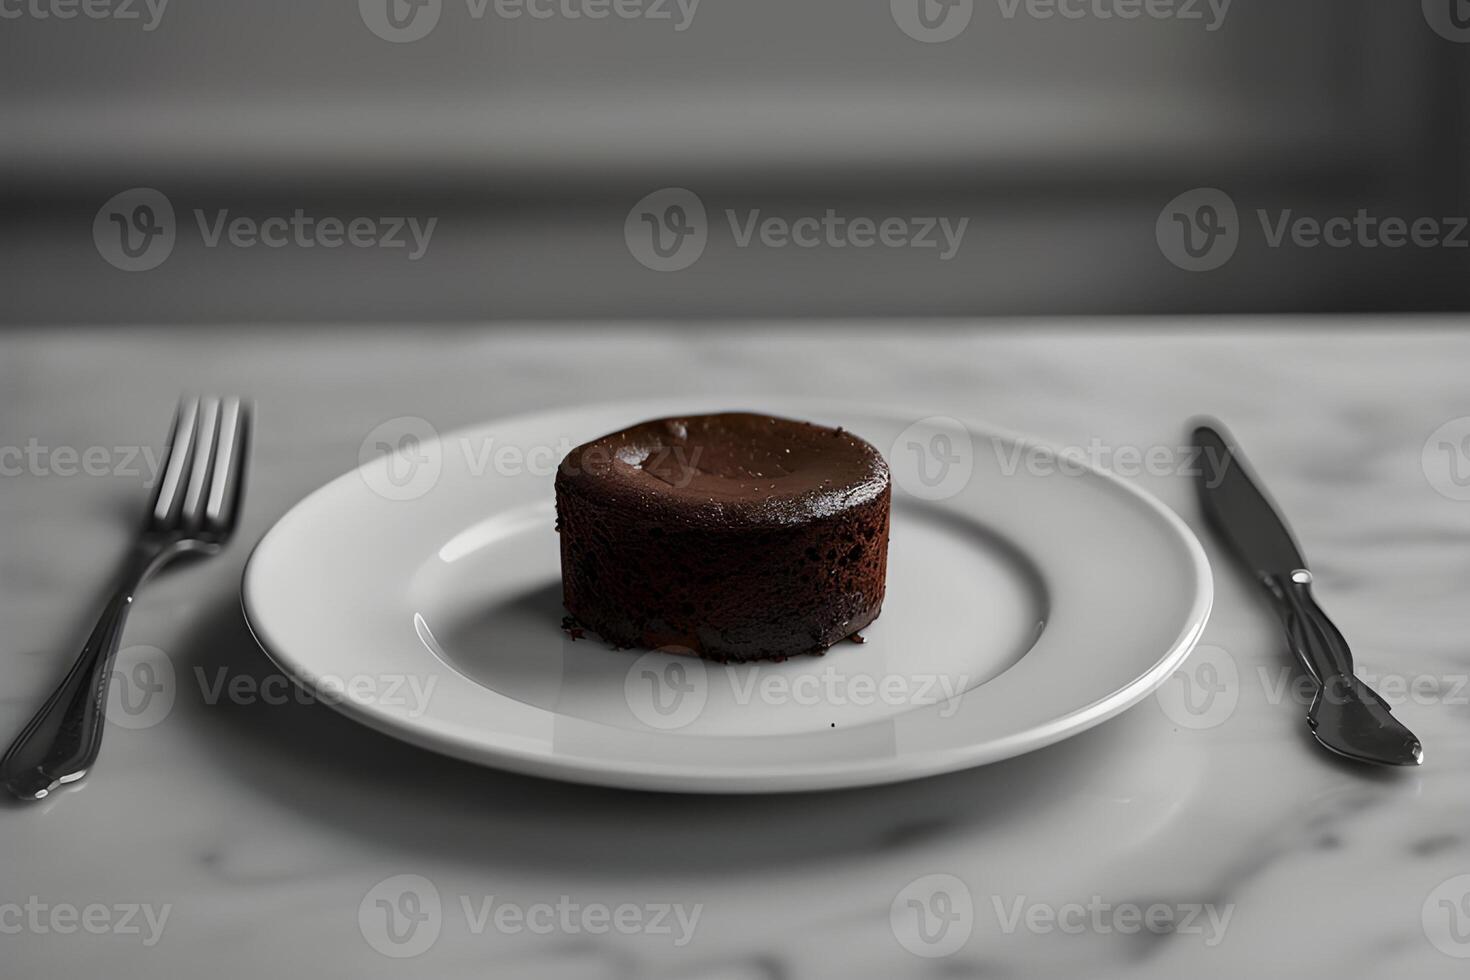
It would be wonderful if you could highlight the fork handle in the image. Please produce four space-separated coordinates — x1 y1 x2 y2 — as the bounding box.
1 545 160 800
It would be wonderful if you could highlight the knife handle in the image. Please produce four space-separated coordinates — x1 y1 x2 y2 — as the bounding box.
1271 575 1398 714
1265 571 1357 687
1264 570 1419 764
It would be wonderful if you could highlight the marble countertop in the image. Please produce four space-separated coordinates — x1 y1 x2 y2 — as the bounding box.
4 320 1470 979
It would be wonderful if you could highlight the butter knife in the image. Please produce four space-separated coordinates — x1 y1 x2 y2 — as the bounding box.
1191 421 1423 767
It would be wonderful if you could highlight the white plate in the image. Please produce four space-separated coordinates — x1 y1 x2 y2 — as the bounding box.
242 401 1212 793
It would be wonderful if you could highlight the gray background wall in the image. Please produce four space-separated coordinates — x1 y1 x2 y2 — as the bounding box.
2 0 1465 323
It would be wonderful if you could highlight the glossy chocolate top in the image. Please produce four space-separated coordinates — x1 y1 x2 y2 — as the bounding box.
556 413 890 527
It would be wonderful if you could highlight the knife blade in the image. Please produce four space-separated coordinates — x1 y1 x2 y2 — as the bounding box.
1193 425 1306 579
1190 421 1423 767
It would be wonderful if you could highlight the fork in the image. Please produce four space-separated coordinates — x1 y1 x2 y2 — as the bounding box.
1 396 251 801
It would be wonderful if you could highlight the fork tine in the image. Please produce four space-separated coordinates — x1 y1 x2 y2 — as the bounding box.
150 396 200 529
180 397 221 530
205 398 250 537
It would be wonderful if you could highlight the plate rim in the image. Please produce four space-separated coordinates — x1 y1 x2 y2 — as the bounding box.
241 399 1213 793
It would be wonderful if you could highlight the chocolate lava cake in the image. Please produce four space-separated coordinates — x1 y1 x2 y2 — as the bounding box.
555 413 891 662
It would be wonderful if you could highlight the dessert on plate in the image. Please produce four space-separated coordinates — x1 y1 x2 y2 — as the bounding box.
554 413 891 662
